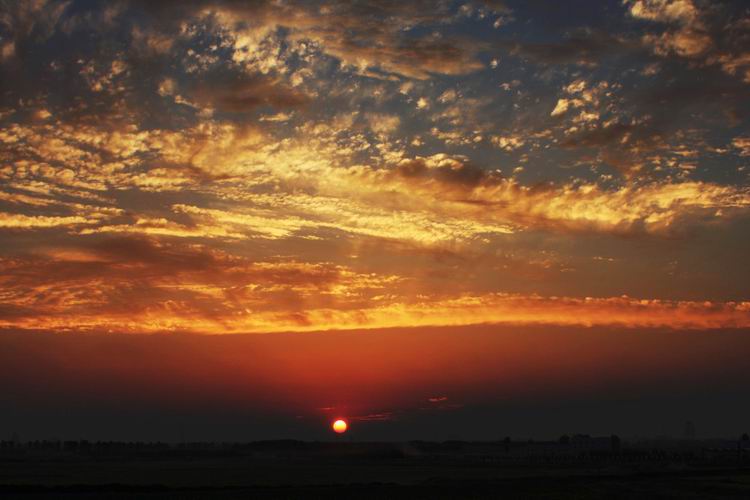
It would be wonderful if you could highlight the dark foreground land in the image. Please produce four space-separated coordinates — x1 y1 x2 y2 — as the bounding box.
2 439 750 498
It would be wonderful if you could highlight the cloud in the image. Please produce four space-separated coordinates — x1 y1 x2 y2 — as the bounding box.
388 155 494 190
489 135 525 151
644 27 712 58
732 136 750 156
172 204 308 239
311 34 485 80
0 204 122 230
626 0 750 82
506 30 634 65
366 113 401 136
0 235 403 332
126 0 488 80
171 196 513 245
187 74 309 114
2 110 747 250
352 155 750 234
2 250 748 333
0 0 70 59
1 0 749 339
0 212 91 229
278 1 487 79
550 98 577 117
628 0 699 24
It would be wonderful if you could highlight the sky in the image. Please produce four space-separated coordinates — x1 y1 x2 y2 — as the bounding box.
1 0 749 440
2 326 750 441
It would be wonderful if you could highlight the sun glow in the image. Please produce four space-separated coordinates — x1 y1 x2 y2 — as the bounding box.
332 419 348 434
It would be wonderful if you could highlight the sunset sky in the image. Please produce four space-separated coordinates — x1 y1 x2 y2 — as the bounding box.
1 0 749 440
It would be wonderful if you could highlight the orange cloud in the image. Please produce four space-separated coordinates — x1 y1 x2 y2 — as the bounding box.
1 237 747 334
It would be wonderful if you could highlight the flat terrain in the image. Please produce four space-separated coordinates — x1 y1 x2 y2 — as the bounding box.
2 441 749 498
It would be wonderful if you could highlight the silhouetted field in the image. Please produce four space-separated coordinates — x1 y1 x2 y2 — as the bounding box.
2 439 750 498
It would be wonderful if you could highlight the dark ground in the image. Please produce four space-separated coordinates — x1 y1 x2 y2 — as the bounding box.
2 440 749 498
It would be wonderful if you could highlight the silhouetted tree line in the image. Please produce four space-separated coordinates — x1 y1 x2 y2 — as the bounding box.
1 435 748 465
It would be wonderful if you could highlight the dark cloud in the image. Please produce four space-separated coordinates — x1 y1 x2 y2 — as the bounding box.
92 236 218 271
507 30 636 65
189 74 309 114
560 123 639 149
392 157 495 189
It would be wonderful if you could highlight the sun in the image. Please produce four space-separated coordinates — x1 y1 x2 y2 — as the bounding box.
332 419 348 434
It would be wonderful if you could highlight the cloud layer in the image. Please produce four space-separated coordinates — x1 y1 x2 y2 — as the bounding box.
0 0 748 333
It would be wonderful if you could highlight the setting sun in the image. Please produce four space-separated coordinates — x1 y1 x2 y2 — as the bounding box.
332 419 348 434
